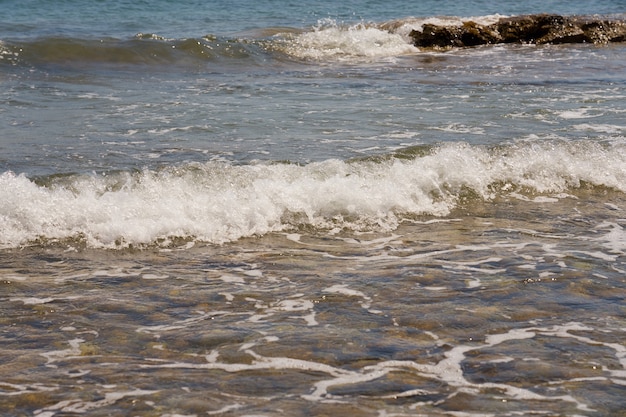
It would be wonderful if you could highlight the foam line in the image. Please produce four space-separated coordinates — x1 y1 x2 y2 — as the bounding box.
34 389 158 416
137 321 624 410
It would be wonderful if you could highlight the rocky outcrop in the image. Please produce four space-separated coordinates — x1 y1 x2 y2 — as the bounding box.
410 15 626 49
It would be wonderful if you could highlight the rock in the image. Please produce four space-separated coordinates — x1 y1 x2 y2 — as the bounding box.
415 22 501 48
410 14 626 49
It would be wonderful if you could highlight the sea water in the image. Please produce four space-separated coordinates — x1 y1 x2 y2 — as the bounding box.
1 0 625 416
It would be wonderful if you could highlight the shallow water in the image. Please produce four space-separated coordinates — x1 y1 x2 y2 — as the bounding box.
2 0 626 415
2 191 626 416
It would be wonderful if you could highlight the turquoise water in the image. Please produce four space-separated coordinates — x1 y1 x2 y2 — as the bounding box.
1 1 626 416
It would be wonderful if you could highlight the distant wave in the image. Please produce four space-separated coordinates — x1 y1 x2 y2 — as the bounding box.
3 14 625 70
0 35 275 69
0 23 418 69
1 140 624 249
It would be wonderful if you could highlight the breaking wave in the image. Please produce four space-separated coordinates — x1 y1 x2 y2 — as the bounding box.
276 18 418 60
0 20 420 69
1 140 624 249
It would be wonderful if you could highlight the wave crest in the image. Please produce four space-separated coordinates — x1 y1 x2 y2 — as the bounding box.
278 19 417 60
0 35 267 69
1 140 624 249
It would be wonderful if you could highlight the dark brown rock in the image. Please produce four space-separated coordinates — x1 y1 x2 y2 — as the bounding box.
410 14 626 49
581 20 626 43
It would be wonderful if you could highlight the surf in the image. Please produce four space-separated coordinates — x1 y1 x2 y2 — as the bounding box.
1 140 624 249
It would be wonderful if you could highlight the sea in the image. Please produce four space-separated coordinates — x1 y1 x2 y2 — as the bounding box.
1 0 626 416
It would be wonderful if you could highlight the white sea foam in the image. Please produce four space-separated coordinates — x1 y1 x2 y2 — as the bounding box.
220 274 245 284
281 19 418 60
323 284 376 312
10 297 55 305
380 14 507 40
0 141 624 249
573 123 625 134
141 273 169 280
0 382 58 396
592 222 626 254
136 311 228 334
138 321 619 410
433 123 485 135
40 338 85 366
246 296 318 326
557 108 601 119
35 389 158 416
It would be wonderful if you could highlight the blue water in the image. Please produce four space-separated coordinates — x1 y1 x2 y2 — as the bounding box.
2 0 625 39
1 1 626 416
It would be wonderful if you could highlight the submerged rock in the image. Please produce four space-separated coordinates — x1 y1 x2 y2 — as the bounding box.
410 14 626 49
